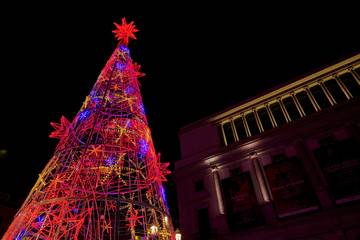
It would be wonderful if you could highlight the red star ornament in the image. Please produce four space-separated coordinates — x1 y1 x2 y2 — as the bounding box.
112 18 138 45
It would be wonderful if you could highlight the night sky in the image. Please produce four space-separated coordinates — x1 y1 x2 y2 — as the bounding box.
0 3 359 225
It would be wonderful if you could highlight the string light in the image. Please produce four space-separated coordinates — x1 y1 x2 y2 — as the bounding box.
3 18 173 240
175 228 182 240
150 225 158 235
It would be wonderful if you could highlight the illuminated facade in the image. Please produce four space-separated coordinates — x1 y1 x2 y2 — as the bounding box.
174 54 360 239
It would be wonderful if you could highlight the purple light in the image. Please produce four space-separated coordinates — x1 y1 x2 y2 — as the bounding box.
90 90 97 97
79 109 90 121
116 62 126 71
16 230 26 240
139 139 149 157
125 119 132 128
105 155 116 166
34 214 45 228
125 86 135 95
37 214 45 223
89 91 100 103
160 186 169 208
119 45 130 54
139 103 145 114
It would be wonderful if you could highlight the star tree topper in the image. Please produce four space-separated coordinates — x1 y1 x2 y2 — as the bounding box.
112 18 138 45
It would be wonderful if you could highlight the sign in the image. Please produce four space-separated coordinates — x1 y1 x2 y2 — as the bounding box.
221 172 263 230
265 156 318 217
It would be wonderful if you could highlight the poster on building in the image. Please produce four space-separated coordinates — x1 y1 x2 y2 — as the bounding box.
221 172 263 230
313 138 360 203
264 156 318 217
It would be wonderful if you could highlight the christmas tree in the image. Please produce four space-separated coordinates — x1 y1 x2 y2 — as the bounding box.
4 18 174 240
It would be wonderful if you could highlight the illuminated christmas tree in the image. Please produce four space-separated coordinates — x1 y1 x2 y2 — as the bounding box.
4 18 174 240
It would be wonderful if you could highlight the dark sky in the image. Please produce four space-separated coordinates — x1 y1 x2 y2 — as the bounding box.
0 3 359 222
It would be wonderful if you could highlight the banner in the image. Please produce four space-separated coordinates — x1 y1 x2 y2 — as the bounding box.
313 138 360 203
265 156 318 217
221 172 263 229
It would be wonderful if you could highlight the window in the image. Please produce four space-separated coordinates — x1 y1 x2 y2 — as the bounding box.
282 96 301 121
195 180 204 192
295 91 316 115
272 154 287 163
245 112 260 136
338 73 360 97
309 85 331 109
324 79 347 103
230 167 242 176
257 107 273 131
269 102 287 126
222 122 235 145
354 67 360 78
313 137 360 203
234 117 247 140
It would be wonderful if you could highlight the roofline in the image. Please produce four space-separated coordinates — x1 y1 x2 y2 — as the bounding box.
179 52 360 134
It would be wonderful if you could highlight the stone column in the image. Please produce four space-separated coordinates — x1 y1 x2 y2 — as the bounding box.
210 165 229 236
249 152 277 224
212 166 225 215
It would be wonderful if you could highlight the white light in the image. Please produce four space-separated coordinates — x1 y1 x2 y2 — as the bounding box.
164 216 168 225
213 171 225 214
150 225 158 235
175 228 181 240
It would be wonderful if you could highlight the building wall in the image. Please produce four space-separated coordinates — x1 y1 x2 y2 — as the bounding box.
179 123 221 159
175 54 360 240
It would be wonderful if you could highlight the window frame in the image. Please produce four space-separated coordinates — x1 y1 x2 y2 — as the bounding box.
244 110 261 136
294 89 317 116
256 105 275 131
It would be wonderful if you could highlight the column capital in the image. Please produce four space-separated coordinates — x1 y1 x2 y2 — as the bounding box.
210 163 219 172
249 151 259 160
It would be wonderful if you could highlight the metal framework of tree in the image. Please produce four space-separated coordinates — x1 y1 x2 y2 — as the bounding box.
3 18 174 240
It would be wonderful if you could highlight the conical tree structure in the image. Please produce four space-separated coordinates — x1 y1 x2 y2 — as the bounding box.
3 18 174 240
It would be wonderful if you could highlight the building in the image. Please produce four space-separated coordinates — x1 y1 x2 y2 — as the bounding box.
174 54 360 240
